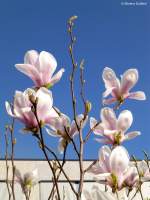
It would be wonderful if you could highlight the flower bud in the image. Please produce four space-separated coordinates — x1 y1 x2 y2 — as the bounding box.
85 101 92 113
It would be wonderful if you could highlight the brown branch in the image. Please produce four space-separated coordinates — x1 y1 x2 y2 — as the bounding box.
132 155 144 200
9 119 16 200
83 160 97 173
64 126 79 158
4 127 12 200
43 144 78 197
68 16 86 200
83 120 101 143
32 105 61 200
48 144 68 200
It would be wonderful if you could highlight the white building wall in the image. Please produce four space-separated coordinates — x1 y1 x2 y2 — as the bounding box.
0 160 149 199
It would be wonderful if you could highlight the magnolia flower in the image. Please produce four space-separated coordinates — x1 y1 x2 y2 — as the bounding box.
123 166 139 189
46 114 88 152
137 160 150 182
90 107 140 145
102 67 146 105
15 168 38 195
15 50 65 88
5 87 57 132
89 146 138 192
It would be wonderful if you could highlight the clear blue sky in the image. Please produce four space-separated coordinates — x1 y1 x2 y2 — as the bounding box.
0 0 149 159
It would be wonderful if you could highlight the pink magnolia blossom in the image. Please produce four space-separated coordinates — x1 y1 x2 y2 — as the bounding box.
90 107 140 145
5 87 57 132
15 50 65 88
102 67 146 105
46 114 88 152
137 160 150 182
89 146 138 192
15 168 38 194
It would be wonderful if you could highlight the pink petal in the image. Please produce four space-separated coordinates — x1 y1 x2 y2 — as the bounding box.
47 114 70 137
101 107 117 130
102 67 120 89
15 64 43 86
5 101 15 117
99 146 111 172
103 87 115 98
124 131 141 141
128 91 146 100
117 110 133 132
102 67 120 97
70 114 85 137
37 51 57 75
49 68 65 86
24 50 39 65
95 138 112 144
121 69 138 94
45 108 59 124
123 167 138 187
36 87 53 123
90 117 104 135
103 97 117 105
110 146 129 176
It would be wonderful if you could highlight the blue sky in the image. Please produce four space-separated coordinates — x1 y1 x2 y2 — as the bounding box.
0 0 150 159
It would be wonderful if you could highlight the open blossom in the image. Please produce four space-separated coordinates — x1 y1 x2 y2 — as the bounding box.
15 50 65 88
137 160 150 182
15 168 38 195
89 146 138 192
90 107 140 145
102 67 146 105
46 113 88 152
5 87 57 132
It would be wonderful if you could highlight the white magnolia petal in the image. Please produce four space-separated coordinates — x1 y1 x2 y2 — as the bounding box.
102 67 120 90
70 114 87 137
36 87 53 122
128 91 146 100
103 97 117 105
110 146 129 176
15 168 23 184
124 131 141 141
101 107 117 130
103 87 115 98
95 138 112 144
24 50 39 65
121 69 138 94
15 64 42 86
90 117 104 135
38 51 57 74
138 160 148 175
99 146 111 172
45 127 58 137
5 101 15 117
50 68 65 86
123 166 138 187
117 110 133 132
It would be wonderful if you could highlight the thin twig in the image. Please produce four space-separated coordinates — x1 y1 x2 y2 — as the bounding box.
83 121 101 143
10 119 16 200
48 144 68 200
32 104 61 200
132 155 144 200
84 160 97 173
43 144 78 197
4 128 12 200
